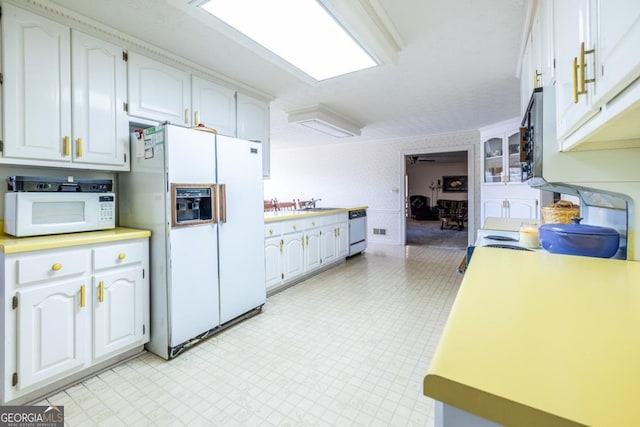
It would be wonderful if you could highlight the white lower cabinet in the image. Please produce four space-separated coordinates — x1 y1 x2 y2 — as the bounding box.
336 220 349 258
265 213 349 292
282 231 305 282
92 267 145 361
2 238 149 404
16 279 88 391
264 236 283 289
321 225 338 264
304 226 322 271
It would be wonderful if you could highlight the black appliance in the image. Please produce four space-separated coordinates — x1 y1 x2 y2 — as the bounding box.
7 175 113 192
520 87 543 182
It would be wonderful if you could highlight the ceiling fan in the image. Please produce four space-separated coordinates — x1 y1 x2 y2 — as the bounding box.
408 156 435 164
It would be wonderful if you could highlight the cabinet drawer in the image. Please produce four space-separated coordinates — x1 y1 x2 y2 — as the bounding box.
264 223 282 238
281 220 304 234
93 241 145 270
16 250 89 285
303 217 323 229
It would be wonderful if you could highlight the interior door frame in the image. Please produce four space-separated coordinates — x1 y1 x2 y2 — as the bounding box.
399 146 476 246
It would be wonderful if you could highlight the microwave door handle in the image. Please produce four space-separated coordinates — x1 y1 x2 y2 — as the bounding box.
218 184 227 223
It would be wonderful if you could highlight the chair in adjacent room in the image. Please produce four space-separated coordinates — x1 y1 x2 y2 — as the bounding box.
409 195 431 220
437 199 468 230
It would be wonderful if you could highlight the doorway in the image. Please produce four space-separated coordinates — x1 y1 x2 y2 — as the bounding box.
404 151 469 248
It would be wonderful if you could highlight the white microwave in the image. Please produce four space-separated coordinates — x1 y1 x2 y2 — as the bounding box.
4 192 116 237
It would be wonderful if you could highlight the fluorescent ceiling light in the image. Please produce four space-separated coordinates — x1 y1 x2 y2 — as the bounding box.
197 0 378 80
288 105 361 138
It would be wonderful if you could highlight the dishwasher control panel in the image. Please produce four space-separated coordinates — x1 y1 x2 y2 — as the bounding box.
348 209 367 219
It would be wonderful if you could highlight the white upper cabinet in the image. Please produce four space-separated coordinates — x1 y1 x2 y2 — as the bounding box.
237 93 270 178
191 76 236 136
525 0 640 150
521 0 555 115
127 52 192 126
481 126 522 184
590 0 640 107
72 30 128 167
1 4 129 171
1 4 71 162
554 0 600 142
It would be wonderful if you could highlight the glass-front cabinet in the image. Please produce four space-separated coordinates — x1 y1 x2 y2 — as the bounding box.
483 129 521 184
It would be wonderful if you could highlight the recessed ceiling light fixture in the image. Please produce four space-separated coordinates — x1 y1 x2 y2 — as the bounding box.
287 105 361 138
195 0 379 80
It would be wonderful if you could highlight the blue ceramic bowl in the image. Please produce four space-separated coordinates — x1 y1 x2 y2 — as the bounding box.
539 218 620 258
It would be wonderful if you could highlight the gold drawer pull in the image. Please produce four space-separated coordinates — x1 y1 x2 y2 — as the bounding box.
99 281 104 303
292 225 297 231
118 253 126 260
269 228 274 235
76 137 83 157
52 263 62 271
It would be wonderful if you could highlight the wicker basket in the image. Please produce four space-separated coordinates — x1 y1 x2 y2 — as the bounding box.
541 200 580 224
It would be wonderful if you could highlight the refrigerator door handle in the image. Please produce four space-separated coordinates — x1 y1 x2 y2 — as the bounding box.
218 184 227 223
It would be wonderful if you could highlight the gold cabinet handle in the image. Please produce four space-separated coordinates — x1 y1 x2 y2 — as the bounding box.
334 228 338 237
118 253 126 260
305 235 309 246
572 57 579 103
63 136 70 156
574 42 596 103
185 108 190 124
76 137 83 157
80 285 85 308
337 228 340 237
269 228 274 236
579 42 595 93
533 70 541 89
52 263 62 271
99 281 104 303
292 225 297 231
194 111 200 126
279 239 284 252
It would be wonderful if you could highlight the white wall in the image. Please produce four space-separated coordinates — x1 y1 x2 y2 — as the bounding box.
265 130 480 245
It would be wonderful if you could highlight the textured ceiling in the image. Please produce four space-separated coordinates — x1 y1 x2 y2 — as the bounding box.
48 0 527 149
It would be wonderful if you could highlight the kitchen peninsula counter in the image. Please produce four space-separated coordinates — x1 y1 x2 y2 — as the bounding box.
424 247 640 426
0 227 151 254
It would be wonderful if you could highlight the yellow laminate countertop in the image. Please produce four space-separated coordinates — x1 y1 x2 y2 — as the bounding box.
424 247 640 427
0 227 151 254
264 206 367 223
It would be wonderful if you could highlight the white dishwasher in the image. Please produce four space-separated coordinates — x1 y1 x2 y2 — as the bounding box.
348 209 367 256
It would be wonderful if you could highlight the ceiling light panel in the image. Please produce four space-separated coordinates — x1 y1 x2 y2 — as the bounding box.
198 0 378 80
287 105 361 137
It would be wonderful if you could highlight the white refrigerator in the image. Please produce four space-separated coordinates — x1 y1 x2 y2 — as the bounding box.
119 124 265 359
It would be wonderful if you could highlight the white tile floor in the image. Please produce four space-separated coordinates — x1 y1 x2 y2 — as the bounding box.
36 244 464 426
